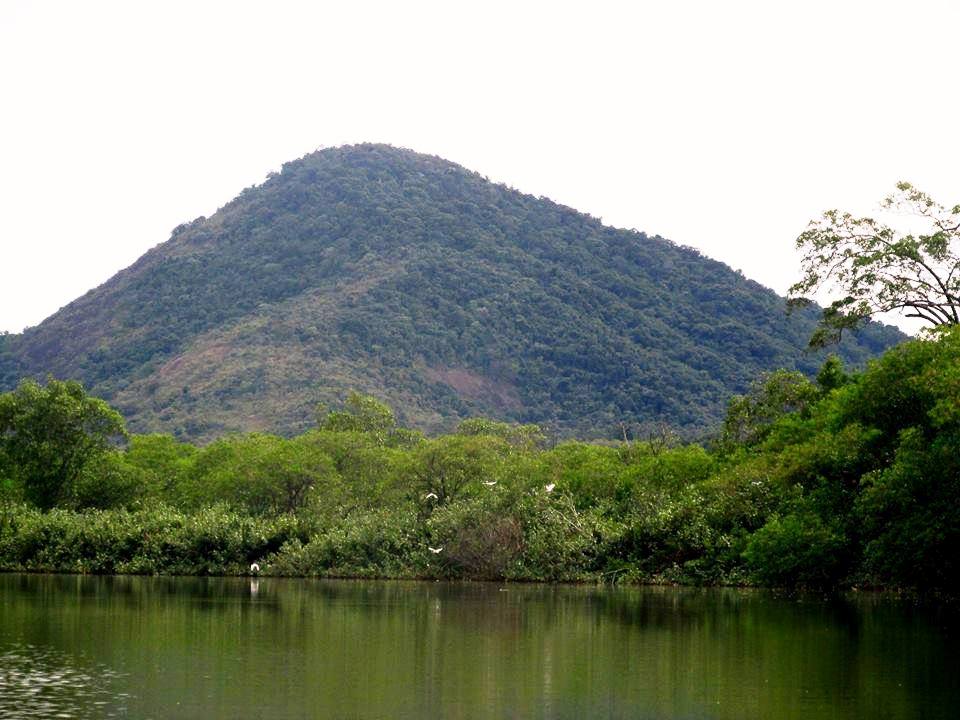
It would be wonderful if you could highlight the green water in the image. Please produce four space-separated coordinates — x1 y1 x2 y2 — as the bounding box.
0 575 956 719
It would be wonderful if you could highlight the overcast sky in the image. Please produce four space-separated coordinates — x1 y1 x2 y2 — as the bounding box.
1 0 957 334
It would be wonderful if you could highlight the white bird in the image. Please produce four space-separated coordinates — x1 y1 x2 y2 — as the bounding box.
424 492 438 500
544 483 556 493
250 562 261 574
483 481 497 487
428 546 443 554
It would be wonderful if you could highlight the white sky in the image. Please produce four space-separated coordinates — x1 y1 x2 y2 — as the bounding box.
1 0 957 334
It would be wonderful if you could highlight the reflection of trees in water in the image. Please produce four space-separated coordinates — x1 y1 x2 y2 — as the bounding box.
3 575 959 719
241 579 960 718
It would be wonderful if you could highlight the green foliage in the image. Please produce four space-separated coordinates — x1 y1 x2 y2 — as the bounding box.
511 491 603 581
815 355 849 394
0 145 902 442
69 451 144 510
789 182 960 347
718 370 819 451
424 494 526 579
404 434 511 505
856 428 960 590
0 503 302 575
1 330 958 592
270 507 421 578
455 418 546 450
743 510 847 588
0 378 127 510
318 391 398 443
741 327 960 588
121 434 199 504
299 428 409 512
535 442 625 510
190 434 339 516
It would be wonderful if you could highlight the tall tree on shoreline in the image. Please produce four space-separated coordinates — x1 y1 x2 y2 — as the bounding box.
789 182 960 347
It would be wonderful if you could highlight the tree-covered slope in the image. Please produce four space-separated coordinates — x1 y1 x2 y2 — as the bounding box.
0 144 903 441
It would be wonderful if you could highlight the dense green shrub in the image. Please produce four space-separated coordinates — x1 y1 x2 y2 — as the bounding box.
856 428 960 590
0 504 302 575
511 491 605 581
424 493 525 579
271 507 422 578
743 510 848 588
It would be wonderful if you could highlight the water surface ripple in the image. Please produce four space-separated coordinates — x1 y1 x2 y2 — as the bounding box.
0 574 957 719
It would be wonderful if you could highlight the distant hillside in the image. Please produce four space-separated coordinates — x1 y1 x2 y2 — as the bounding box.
0 144 903 441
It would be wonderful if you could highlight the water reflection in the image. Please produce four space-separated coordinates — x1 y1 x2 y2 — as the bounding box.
0 575 957 719
0 643 128 719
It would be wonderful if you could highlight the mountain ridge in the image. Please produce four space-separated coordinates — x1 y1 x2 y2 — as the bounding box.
0 143 904 440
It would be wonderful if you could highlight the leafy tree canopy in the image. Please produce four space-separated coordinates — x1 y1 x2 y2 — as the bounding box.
0 378 127 509
790 182 960 347
455 417 546 451
317 391 422 447
717 369 820 452
318 391 396 436
190 433 339 516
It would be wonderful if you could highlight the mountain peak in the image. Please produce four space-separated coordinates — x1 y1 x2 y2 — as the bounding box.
0 145 903 441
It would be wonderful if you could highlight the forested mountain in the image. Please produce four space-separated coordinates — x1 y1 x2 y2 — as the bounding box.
0 144 902 441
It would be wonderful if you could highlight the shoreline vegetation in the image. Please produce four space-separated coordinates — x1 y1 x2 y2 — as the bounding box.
1 329 958 592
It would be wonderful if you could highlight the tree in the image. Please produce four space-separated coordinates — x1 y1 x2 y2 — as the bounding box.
406 434 510 505
121 433 199 504
718 370 819 451
69 450 143 510
317 391 422 448
814 355 849 394
191 434 339 515
789 182 960 347
0 378 127 510
455 418 546 451
318 391 396 440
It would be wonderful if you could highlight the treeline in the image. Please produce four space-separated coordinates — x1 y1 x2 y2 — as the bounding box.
1 329 958 590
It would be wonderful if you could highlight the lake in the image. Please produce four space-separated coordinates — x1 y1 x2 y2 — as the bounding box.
0 574 957 719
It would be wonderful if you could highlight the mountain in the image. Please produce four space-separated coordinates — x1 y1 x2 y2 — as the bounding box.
0 144 903 441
